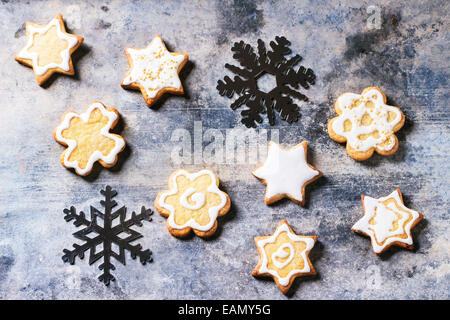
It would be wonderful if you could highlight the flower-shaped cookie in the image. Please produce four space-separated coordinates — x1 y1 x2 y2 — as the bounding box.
121 35 189 107
53 101 126 176
352 189 423 256
328 87 405 161
252 220 317 294
15 14 83 86
155 169 230 238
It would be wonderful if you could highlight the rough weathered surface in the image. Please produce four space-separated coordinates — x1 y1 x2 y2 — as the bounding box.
0 0 448 299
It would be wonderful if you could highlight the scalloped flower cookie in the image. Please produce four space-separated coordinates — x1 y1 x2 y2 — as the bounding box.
53 101 126 176
352 189 423 256
15 14 83 86
252 220 317 294
155 169 231 238
121 35 189 107
328 87 405 161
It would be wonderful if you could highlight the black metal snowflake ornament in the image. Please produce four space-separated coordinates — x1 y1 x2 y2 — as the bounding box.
217 36 316 127
62 186 153 286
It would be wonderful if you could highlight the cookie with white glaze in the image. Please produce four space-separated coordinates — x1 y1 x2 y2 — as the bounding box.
352 189 423 256
15 14 83 86
252 141 322 206
252 220 317 294
53 101 126 176
328 87 405 161
155 169 231 238
121 35 189 107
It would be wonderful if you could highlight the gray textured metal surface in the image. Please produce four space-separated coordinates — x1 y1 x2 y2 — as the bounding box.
0 0 449 299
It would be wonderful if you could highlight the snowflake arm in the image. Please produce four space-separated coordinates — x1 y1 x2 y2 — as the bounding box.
62 238 101 264
279 55 302 74
63 206 90 227
271 93 299 124
295 66 316 89
267 36 291 67
112 206 153 264
232 40 259 70
278 85 307 101
225 63 253 79
241 97 265 128
257 39 268 66
230 93 252 110
217 75 248 98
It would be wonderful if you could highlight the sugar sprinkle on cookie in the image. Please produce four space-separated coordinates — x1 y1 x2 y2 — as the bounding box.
121 35 188 107
328 87 405 161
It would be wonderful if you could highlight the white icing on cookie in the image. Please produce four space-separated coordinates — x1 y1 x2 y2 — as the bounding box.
272 243 294 269
352 190 421 254
180 188 205 210
122 36 186 99
158 170 227 231
256 222 315 287
331 89 402 152
16 17 79 76
252 142 320 203
54 102 125 176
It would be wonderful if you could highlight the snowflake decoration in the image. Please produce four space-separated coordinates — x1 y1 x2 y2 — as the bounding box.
62 186 153 286
217 36 316 127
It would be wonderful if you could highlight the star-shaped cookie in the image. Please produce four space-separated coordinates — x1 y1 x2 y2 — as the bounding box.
15 14 83 86
252 220 317 294
121 35 189 107
252 141 322 206
352 189 423 256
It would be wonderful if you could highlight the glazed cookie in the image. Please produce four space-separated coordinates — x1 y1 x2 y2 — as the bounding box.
252 220 317 294
352 189 423 256
252 141 322 206
121 35 189 107
328 87 405 161
15 14 83 86
53 101 126 176
155 169 230 238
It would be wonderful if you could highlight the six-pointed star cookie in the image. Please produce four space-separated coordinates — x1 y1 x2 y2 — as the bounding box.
252 141 322 206
352 189 423 256
121 35 189 107
15 14 83 86
53 101 126 176
252 220 317 294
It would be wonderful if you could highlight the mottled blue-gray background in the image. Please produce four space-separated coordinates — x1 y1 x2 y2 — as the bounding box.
0 0 448 299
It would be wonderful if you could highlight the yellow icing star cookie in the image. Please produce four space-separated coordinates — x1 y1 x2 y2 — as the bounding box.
53 101 126 176
252 220 317 294
155 169 231 238
352 189 423 256
15 14 83 86
328 87 405 161
121 35 189 107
